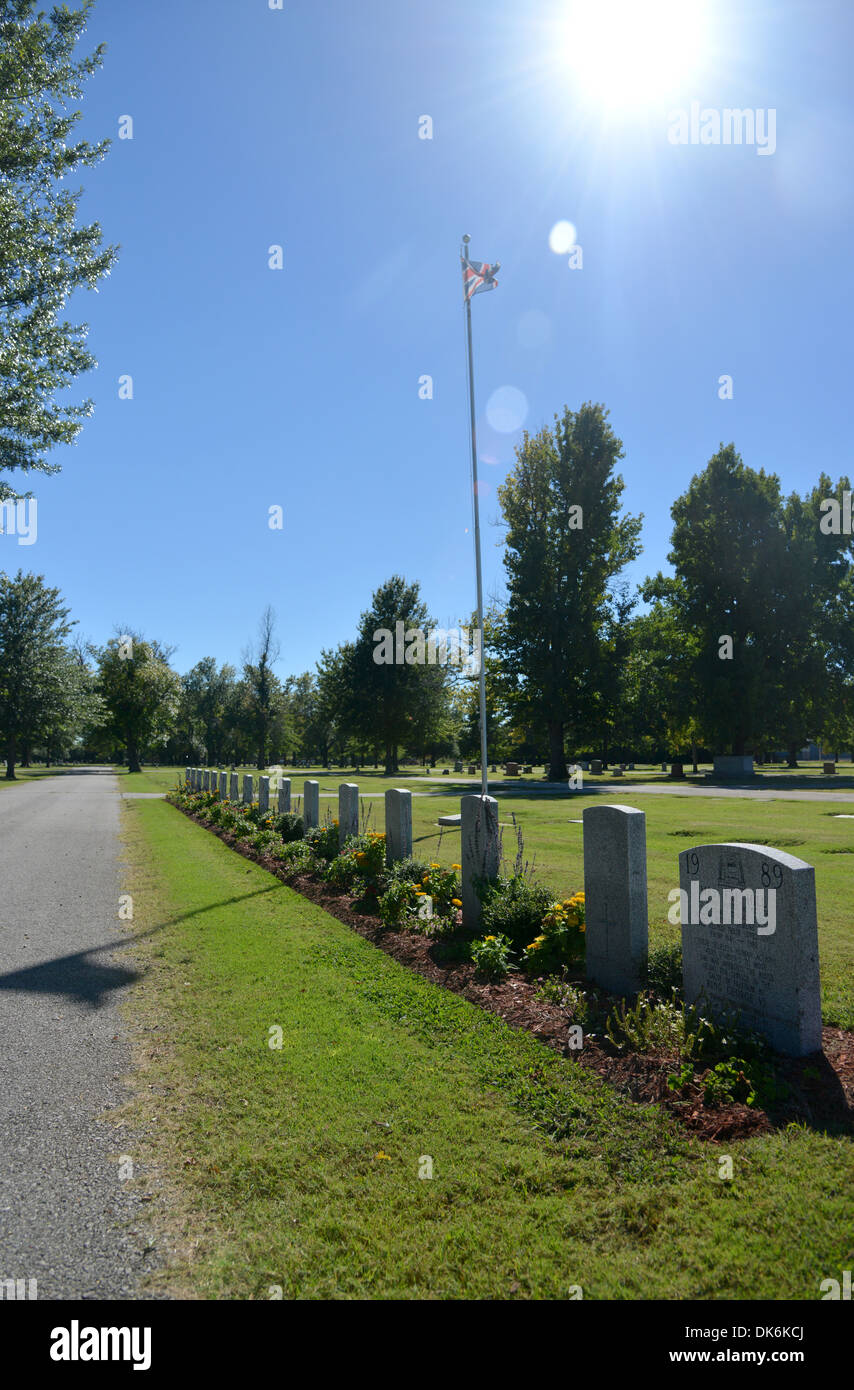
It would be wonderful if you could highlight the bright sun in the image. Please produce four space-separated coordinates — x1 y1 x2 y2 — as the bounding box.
559 0 708 111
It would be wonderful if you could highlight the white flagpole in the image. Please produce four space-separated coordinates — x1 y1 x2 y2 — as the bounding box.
461 234 489 798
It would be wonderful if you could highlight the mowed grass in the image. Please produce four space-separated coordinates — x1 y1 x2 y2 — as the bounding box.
120 798 852 1300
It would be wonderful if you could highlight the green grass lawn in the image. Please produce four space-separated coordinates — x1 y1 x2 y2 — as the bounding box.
120 798 852 1300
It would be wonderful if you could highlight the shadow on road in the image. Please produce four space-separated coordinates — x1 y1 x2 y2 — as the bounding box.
0 883 285 1007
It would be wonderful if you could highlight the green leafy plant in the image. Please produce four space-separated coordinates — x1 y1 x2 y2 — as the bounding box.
477 875 553 952
702 1059 757 1108
470 934 514 979
646 943 683 998
521 892 585 974
305 821 340 862
273 812 304 842
605 991 713 1059
534 975 592 1024
378 877 419 926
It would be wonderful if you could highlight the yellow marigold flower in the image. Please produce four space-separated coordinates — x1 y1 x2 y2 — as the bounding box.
430 862 440 869
484 935 496 941
451 898 462 907
452 863 461 871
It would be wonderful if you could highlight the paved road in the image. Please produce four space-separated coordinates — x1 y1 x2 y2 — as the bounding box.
0 769 158 1300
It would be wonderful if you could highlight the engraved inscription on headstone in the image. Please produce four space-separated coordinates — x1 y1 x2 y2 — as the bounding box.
679 842 821 1056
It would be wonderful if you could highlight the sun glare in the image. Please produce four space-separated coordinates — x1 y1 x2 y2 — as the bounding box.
559 0 708 111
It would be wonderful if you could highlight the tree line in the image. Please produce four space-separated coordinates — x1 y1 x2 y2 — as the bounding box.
2 402 853 779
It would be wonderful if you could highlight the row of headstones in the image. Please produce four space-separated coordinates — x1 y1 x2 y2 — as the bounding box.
183 771 822 1058
185 769 413 860
185 768 495 915
581 802 822 1058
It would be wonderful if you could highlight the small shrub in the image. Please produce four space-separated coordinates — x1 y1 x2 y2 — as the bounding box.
273 811 304 842
305 822 339 862
646 943 683 998
417 861 460 916
274 840 315 875
477 875 553 952
522 892 585 973
388 856 431 886
470 934 514 979
378 877 419 926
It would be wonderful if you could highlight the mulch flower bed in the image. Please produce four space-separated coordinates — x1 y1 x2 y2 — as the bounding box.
176 803 854 1144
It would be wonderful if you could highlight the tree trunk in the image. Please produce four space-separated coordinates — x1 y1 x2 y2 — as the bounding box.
547 720 565 783
6 733 17 780
787 742 799 768
384 741 398 777
127 730 141 774
691 741 698 775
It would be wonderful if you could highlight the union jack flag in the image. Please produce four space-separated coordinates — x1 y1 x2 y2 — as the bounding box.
462 253 499 301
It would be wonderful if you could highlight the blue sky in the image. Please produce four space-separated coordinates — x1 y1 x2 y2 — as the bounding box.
8 0 854 679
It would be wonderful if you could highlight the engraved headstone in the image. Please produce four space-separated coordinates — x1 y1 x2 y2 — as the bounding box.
185 767 191 785
385 788 412 865
505 761 519 776
219 771 227 798
590 759 602 775
229 771 239 802
339 783 359 845
278 779 291 813
259 776 270 813
679 842 821 1056
303 780 319 830
583 804 648 995
203 769 210 791
461 794 500 930
242 774 253 806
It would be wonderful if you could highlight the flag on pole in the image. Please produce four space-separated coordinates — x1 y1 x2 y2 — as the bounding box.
461 253 499 301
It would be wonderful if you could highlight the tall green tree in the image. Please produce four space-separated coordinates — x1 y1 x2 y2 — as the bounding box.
241 606 286 769
181 656 236 764
0 0 116 496
497 402 642 781
0 568 73 777
647 448 854 760
93 631 179 772
332 576 450 775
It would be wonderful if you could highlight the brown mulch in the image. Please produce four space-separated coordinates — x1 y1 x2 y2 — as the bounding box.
178 804 854 1144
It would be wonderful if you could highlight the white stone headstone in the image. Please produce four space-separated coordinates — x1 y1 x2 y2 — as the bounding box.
303 780 319 830
385 788 412 865
229 772 239 802
461 794 500 930
679 842 821 1056
202 769 210 791
219 771 227 798
339 784 359 845
583 804 648 996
